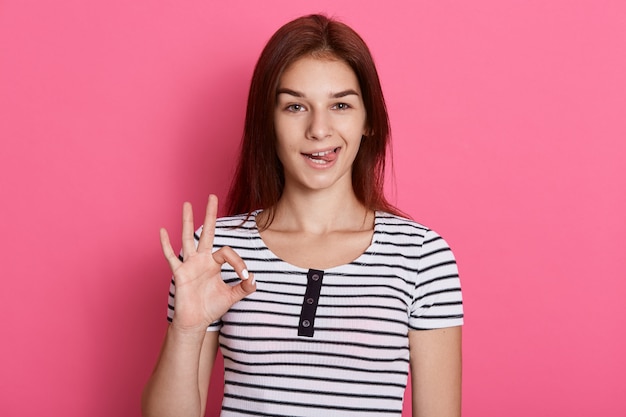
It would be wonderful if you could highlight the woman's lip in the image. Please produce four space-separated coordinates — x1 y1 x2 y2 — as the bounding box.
302 147 340 167
301 146 340 156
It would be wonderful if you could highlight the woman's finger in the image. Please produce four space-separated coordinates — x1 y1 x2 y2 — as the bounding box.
159 228 181 271
230 272 257 302
197 195 218 253
180 202 196 260
212 246 251 282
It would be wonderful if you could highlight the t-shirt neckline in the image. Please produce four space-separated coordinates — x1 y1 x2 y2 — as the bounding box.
249 210 382 272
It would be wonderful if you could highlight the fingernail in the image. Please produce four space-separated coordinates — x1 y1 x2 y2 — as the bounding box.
242 269 249 280
251 275 256 285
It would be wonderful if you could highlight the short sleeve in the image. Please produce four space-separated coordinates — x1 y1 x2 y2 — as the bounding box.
409 229 464 330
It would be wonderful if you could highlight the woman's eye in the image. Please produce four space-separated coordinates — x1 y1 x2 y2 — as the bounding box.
286 104 304 112
334 103 351 110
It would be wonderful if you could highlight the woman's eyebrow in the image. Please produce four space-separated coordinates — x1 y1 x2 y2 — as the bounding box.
331 89 360 98
276 88 303 97
276 88 360 98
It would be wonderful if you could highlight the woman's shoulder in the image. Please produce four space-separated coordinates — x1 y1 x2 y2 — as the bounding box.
375 211 451 249
375 211 429 234
215 212 257 229
193 212 258 237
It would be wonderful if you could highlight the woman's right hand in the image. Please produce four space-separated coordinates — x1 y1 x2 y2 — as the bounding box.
160 194 256 333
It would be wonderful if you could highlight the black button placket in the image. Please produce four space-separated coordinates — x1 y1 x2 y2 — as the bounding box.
298 269 324 337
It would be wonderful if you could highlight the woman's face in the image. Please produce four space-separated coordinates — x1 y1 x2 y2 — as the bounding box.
274 56 367 194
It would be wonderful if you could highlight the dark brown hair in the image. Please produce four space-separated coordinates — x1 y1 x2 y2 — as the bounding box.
226 14 402 221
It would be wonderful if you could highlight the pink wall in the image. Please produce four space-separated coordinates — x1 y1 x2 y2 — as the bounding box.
1 1 625 416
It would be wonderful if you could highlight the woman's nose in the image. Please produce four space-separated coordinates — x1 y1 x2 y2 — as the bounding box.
306 109 332 140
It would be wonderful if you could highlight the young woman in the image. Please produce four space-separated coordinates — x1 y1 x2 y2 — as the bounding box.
142 14 464 417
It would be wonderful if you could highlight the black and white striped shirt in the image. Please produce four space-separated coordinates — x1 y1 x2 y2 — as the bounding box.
167 211 463 416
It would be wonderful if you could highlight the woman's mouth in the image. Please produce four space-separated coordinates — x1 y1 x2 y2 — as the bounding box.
303 147 339 165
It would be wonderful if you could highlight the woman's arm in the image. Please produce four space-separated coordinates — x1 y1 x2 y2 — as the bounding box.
142 328 219 417
142 196 255 417
409 326 462 417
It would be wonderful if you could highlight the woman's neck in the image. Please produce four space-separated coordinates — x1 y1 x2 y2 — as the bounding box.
261 188 373 234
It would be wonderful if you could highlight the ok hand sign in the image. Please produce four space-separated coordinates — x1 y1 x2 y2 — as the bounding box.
160 195 256 333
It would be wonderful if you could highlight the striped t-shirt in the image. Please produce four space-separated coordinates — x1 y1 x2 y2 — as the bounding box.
167 211 463 416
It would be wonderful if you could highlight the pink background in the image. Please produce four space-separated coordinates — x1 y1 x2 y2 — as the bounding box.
1 1 625 416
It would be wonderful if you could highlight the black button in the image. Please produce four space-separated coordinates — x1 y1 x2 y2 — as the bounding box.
302 320 310 327
306 297 314 304
312 274 320 281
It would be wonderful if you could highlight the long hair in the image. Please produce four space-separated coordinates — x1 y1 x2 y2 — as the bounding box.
226 14 402 221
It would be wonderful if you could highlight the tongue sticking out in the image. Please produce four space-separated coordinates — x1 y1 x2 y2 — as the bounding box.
307 148 338 163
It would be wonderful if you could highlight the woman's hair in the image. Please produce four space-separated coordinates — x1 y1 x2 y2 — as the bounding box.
226 14 402 220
